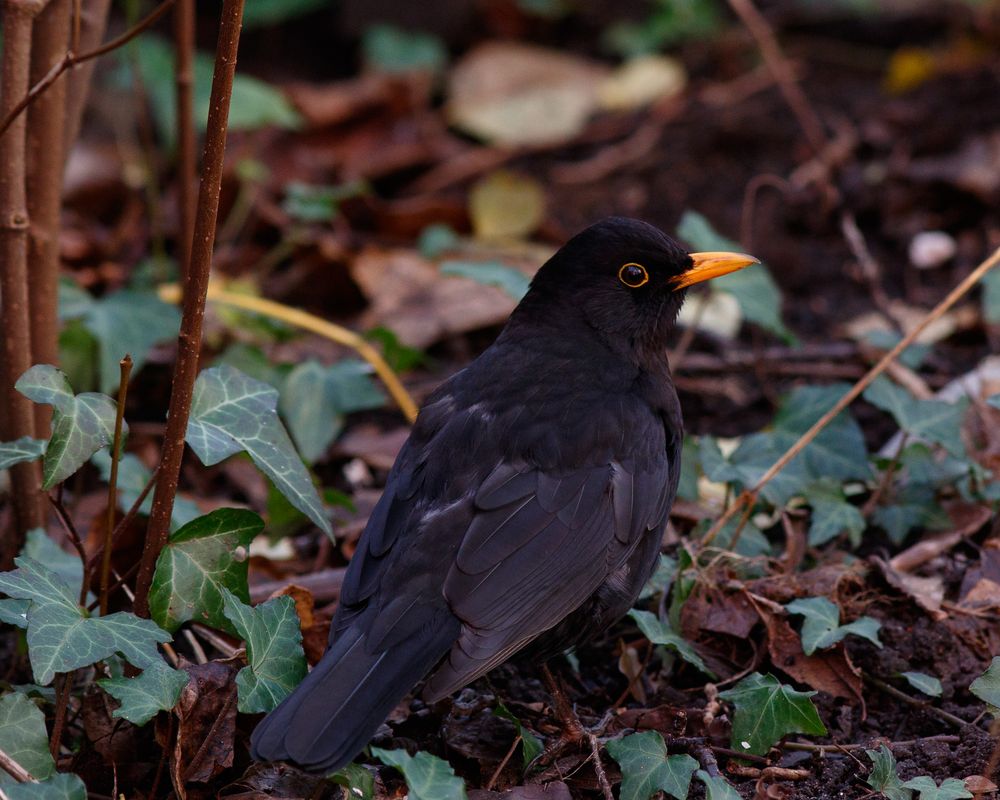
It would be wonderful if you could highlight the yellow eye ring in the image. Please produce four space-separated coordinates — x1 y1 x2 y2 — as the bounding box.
618 262 649 288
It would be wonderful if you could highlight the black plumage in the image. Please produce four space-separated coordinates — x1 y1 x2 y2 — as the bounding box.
250 217 756 773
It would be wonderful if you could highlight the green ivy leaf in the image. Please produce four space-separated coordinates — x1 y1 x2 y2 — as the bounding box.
902 776 973 800
187 366 330 534
370 748 467 800
68 290 181 394
0 692 55 783
243 0 327 27
22 530 85 602
970 657 1000 710
982 267 1000 324
221 590 307 713
695 770 742 800
4 773 87 800
873 484 950 545
279 360 385 464
494 702 543 770
98 660 189 726
0 437 46 470
804 481 866 547
439 260 531 301
128 34 301 150
362 24 448 74
900 672 943 697
91 450 201 532
785 597 882 655
16 365 124 490
864 376 968 457
282 181 368 223
149 509 263 636
605 731 698 800
0 557 170 685
676 211 795 343
628 609 715 677
328 764 375 800
718 672 827 756
866 745 912 800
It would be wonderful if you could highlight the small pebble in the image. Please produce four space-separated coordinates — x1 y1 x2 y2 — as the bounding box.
909 230 956 269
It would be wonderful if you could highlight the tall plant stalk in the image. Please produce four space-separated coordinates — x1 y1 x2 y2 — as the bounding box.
0 0 48 556
27 0 71 437
133 0 247 617
174 0 196 284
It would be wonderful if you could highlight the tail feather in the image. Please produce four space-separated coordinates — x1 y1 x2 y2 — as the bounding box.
251 613 460 774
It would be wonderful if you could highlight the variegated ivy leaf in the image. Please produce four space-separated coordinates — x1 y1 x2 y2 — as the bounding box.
149 509 264 635
0 557 170 685
0 691 55 784
15 364 125 489
186 366 330 534
0 436 46 471
99 660 189 726
221 589 307 713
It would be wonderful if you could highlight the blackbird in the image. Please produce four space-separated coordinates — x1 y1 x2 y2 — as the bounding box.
251 217 757 773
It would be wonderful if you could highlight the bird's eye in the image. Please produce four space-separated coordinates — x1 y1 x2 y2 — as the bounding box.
618 263 649 288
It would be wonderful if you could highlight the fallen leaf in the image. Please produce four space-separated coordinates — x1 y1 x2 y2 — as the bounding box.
758 605 864 704
597 54 687 111
469 171 546 241
872 556 946 619
269 584 330 666
171 660 239 786
681 586 760 639
447 41 608 145
889 501 992 572
469 783 572 800
350 247 532 347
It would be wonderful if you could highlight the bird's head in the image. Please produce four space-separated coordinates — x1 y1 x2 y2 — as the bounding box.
515 217 758 360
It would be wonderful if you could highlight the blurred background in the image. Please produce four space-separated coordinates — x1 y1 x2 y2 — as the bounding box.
65 0 1000 443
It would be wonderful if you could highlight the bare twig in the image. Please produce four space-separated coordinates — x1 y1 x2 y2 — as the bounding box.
0 0 47 553
85 465 158 584
49 670 74 759
726 0 827 154
784 734 960 754
863 673 968 729
0 0 178 140
134 0 247 618
100 354 132 616
174 0 196 284
0 746 34 783
63 0 112 156
701 244 1000 545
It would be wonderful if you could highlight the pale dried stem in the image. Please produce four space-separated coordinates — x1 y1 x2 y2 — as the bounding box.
63 0 111 156
100 354 132 616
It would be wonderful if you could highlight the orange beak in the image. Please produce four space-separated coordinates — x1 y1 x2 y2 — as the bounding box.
673 251 759 289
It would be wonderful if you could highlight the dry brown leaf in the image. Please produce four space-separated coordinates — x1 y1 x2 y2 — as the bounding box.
889 501 993 572
871 556 946 619
759 605 864 704
269 584 331 666
171 661 238 788
470 783 573 800
681 586 760 639
447 41 608 145
350 246 531 347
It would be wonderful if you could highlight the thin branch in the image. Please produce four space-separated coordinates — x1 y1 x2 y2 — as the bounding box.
100 354 132 616
85 465 158 581
134 0 247 618
863 673 968 729
49 670 73 760
701 244 1000 545
157 283 420 422
27 0 71 439
726 0 828 154
0 746 34 782
0 0 178 140
46 494 88 605
174 0 196 286
0 0 48 554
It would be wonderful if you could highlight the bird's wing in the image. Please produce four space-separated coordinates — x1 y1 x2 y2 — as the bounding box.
422 402 674 700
